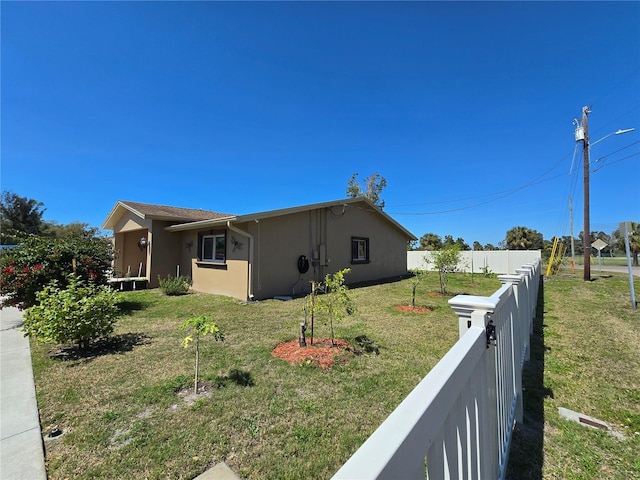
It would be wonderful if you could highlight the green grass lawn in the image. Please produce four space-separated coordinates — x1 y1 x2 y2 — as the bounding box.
507 271 640 479
30 271 639 479
568 256 632 267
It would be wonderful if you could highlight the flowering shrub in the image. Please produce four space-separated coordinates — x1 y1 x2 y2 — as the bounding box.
0 234 112 309
23 274 121 349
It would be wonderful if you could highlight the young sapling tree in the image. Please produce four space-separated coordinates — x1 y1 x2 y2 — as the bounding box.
429 246 462 294
180 315 224 395
409 268 427 309
315 268 355 346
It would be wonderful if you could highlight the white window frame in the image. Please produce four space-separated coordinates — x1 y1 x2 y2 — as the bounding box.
201 233 226 263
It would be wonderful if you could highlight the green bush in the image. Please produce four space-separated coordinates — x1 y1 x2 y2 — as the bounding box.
0 233 112 309
158 275 192 295
23 274 121 349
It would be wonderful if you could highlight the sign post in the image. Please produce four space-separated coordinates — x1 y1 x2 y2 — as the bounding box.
591 238 608 273
620 222 637 311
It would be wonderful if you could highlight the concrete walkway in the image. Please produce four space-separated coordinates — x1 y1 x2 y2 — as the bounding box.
0 306 47 480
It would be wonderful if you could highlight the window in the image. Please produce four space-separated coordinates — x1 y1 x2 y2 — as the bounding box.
201 234 226 262
351 237 369 264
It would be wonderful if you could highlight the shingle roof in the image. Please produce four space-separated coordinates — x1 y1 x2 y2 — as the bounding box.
165 197 417 240
102 200 233 230
119 201 232 222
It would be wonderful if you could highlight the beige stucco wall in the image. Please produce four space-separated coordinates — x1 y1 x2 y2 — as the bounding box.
116 231 148 277
241 203 409 300
159 202 410 302
185 228 250 300
115 214 152 233
147 220 183 288
112 213 151 278
240 211 317 299
111 213 183 287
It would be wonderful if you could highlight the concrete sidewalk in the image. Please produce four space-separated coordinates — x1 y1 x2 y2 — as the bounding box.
0 306 47 480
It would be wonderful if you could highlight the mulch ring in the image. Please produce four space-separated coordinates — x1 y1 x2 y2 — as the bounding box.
393 305 432 314
272 338 353 369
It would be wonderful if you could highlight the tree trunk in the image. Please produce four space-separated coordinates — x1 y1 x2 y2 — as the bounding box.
194 336 199 395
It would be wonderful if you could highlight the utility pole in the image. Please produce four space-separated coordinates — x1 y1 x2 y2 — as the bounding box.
569 196 575 274
574 110 633 281
578 106 591 281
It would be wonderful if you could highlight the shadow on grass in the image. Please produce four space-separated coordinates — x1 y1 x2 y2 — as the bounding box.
49 332 151 362
506 277 553 480
117 300 149 315
215 368 255 388
348 274 412 290
351 334 381 355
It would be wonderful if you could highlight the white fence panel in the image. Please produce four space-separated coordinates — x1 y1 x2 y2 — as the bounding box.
332 327 491 480
407 250 541 274
333 259 541 480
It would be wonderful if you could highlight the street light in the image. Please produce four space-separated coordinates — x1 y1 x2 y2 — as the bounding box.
574 107 635 281
590 128 635 147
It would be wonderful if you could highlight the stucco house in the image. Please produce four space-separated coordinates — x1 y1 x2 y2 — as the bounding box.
102 198 416 301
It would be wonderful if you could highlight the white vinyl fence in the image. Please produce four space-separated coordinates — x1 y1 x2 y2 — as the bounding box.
332 260 541 480
408 250 541 275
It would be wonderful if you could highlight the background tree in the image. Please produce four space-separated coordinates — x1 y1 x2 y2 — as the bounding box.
504 226 544 250
418 233 443 251
558 235 579 256
484 243 498 251
45 221 100 239
443 235 455 248
346 173 387 209
611 222 639 266
0 191 47 244
592 231 613 256
472 241 483 251
438 235 470 250
576 230 608 257
455 237 470 250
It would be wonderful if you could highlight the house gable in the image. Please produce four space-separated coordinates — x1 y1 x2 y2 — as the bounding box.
115 212 152 233
102 200 231 231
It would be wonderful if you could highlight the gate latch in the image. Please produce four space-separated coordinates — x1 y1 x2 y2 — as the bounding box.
486 320 497 348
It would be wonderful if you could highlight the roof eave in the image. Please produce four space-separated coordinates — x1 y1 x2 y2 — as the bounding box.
102 201 143 230
165 216 238 232
165 197 416 240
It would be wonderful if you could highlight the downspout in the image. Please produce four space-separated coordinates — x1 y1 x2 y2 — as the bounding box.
227 221 254 301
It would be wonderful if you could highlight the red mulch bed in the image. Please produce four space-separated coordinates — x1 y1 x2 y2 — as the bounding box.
393 305 432 313
272 338 352 369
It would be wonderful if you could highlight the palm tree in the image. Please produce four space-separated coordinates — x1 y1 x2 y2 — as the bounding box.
505 226 543 250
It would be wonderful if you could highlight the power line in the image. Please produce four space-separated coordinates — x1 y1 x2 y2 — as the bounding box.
593 140 640 165
388 149 574 214
592 152 640 172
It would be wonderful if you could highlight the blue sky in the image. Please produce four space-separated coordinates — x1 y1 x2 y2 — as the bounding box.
2 1 639 246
